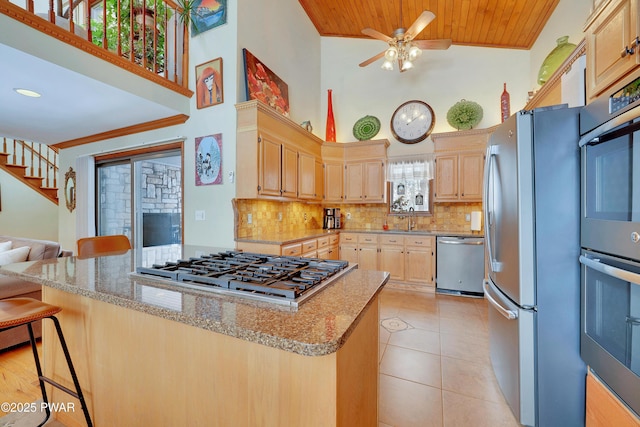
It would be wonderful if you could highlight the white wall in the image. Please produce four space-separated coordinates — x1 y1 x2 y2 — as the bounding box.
320 38 530 158
0 170 58 241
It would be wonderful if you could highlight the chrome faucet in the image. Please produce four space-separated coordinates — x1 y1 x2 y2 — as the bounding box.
407 209 415 231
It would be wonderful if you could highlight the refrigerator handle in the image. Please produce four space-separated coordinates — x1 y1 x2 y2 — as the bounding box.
483 146 502 272
483 280 518 320
579 256 640 285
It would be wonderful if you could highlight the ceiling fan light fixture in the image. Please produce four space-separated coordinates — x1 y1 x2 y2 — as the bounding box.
408 45 422 61
381 60 394 71
384 46 398 61
401 59 414 71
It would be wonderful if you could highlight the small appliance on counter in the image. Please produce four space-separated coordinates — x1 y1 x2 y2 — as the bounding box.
323 208 341 229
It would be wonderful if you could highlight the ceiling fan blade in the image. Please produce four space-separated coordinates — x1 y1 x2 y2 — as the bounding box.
359 51 387 67
361 28 392 43
413 39 452 50
406 11 435 39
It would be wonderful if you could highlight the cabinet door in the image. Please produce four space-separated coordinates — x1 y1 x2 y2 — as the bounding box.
344 162 364 202
379 246 405 281
435 154 458 201
363 161 385 202
459 151 484 201
314 159 323 201
326 244 340 260
324 161 344 202
340 243 359 265
258 135 282 197
405 247 434 285
281 145 298 198
358 245 379 270
586 0 639 99
298 151 316 199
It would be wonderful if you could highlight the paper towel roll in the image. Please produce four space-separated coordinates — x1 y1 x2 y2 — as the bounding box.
470 211 482 231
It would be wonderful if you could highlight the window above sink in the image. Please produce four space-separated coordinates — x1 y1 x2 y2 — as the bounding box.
387 159 434 216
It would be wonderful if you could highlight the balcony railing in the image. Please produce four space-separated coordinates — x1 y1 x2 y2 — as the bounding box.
4 0 189 91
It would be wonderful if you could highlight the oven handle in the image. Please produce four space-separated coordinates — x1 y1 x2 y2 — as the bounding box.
579 255 640 285
579 106 640 147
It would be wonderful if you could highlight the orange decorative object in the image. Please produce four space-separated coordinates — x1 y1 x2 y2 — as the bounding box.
501 83 510 123
326 89 336 142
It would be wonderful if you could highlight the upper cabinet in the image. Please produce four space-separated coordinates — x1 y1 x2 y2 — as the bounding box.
236 101 323 201
584 0 640 101
431 127 494 203
343 140 389 204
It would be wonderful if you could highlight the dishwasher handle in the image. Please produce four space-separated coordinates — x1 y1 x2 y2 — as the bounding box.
437 237 484 246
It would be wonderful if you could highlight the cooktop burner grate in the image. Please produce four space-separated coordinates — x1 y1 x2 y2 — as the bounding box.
133 251 351 307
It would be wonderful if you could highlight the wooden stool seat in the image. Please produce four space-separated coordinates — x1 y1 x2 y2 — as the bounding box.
0 298 62 329
0 297 93 426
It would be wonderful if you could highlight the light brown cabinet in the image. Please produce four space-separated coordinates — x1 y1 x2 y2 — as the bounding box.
323 161 344 202
586 370 640 426
432 127 494 203
340 232 435 288
236 233 339 258
236 100 323 201
584 0 640 101
434 151 484 202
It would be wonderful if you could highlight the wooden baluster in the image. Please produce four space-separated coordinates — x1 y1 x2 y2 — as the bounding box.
129 0 134 64
27 0 34 13
31 142 36 177
102 0 107 49
117 0 122 56
48 0 54 23
152 0 157 74
85 0 92 42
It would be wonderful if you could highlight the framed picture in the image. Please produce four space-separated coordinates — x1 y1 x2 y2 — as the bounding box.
191 0 227 36
195 58 223 109
195 134 223 186
243 48 290 117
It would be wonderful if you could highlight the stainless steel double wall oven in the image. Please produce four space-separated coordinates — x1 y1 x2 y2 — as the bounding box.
579 68 640 416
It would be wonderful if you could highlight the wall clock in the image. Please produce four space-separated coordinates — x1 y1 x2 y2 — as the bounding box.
390 100 435 144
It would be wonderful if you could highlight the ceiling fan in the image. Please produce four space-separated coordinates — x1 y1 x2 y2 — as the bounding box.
359 2 452 72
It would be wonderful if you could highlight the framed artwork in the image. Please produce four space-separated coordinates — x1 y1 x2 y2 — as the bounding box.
243 48 290 117
195 134 223 186
191 0 227 36
195 58 223 109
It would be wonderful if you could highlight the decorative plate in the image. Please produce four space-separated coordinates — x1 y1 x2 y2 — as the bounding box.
353 115 381 141
446 99 483 130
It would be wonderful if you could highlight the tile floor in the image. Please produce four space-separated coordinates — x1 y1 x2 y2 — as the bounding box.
378 286 520 427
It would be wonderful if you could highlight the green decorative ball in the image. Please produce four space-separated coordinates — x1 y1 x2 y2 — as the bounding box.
446 99 483 130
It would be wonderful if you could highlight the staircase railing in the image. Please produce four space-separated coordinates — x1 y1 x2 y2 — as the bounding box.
1 138 58 190
4 0 189 90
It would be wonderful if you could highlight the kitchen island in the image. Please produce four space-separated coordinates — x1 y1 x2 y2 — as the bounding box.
0 245 388 426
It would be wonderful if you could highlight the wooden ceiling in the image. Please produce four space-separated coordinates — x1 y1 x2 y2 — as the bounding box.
298 0 561 50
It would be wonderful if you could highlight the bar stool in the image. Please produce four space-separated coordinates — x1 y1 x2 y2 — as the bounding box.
0 298 93 427
77 234 131 258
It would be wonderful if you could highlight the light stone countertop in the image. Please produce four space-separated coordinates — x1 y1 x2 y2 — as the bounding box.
0 244 388 357
236 228 483 245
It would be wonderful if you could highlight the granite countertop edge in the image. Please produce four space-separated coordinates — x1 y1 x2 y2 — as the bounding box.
0 261 388 357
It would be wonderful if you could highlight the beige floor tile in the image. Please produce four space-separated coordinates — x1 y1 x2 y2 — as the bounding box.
379 374 443 427
441 356 505 403
438 314 488 338
387 327 441 355
380 343 387 362
397 309 440 333
380 324 392 343
439 331 490 366
442 390 520 427
380 344 442 388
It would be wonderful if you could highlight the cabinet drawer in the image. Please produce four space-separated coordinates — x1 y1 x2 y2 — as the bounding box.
302 239 318 252
329 234 339 245
340 233 358 243
404 236 434 248
358 234 378 245
379 234 404 246
317 236 330 248
281 242 302 256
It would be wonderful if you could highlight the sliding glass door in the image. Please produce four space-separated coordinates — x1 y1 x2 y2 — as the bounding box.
96 148 182 248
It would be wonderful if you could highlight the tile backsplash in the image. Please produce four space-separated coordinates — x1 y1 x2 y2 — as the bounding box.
234 199 483 237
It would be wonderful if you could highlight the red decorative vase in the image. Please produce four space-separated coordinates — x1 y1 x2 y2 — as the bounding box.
500 83 510 123
326 89 336 142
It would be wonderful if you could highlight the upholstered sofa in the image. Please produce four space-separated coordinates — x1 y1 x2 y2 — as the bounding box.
0 235 70 351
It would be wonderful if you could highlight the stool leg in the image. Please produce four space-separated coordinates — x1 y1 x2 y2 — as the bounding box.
27 322 51 427
49 316 93 427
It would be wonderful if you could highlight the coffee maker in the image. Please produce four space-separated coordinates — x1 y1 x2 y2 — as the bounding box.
323 208 341 229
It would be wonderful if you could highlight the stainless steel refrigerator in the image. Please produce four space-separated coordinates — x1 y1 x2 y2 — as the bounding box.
483 105 586 426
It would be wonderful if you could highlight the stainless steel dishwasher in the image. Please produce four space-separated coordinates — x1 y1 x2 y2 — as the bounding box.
436 236 485 297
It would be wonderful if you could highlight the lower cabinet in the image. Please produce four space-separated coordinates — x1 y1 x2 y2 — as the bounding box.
340 232 435 288
586 370 640 427
236 233 339 258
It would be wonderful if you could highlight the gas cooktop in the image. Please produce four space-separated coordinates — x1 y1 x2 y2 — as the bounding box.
131 251 353 308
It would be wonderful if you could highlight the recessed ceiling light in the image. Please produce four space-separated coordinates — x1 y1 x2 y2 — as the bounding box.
14 88 41 98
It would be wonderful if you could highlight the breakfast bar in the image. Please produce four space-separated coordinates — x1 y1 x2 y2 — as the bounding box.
0 245 388 426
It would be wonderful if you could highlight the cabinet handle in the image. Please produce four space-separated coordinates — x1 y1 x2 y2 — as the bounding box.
622 44 636 57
